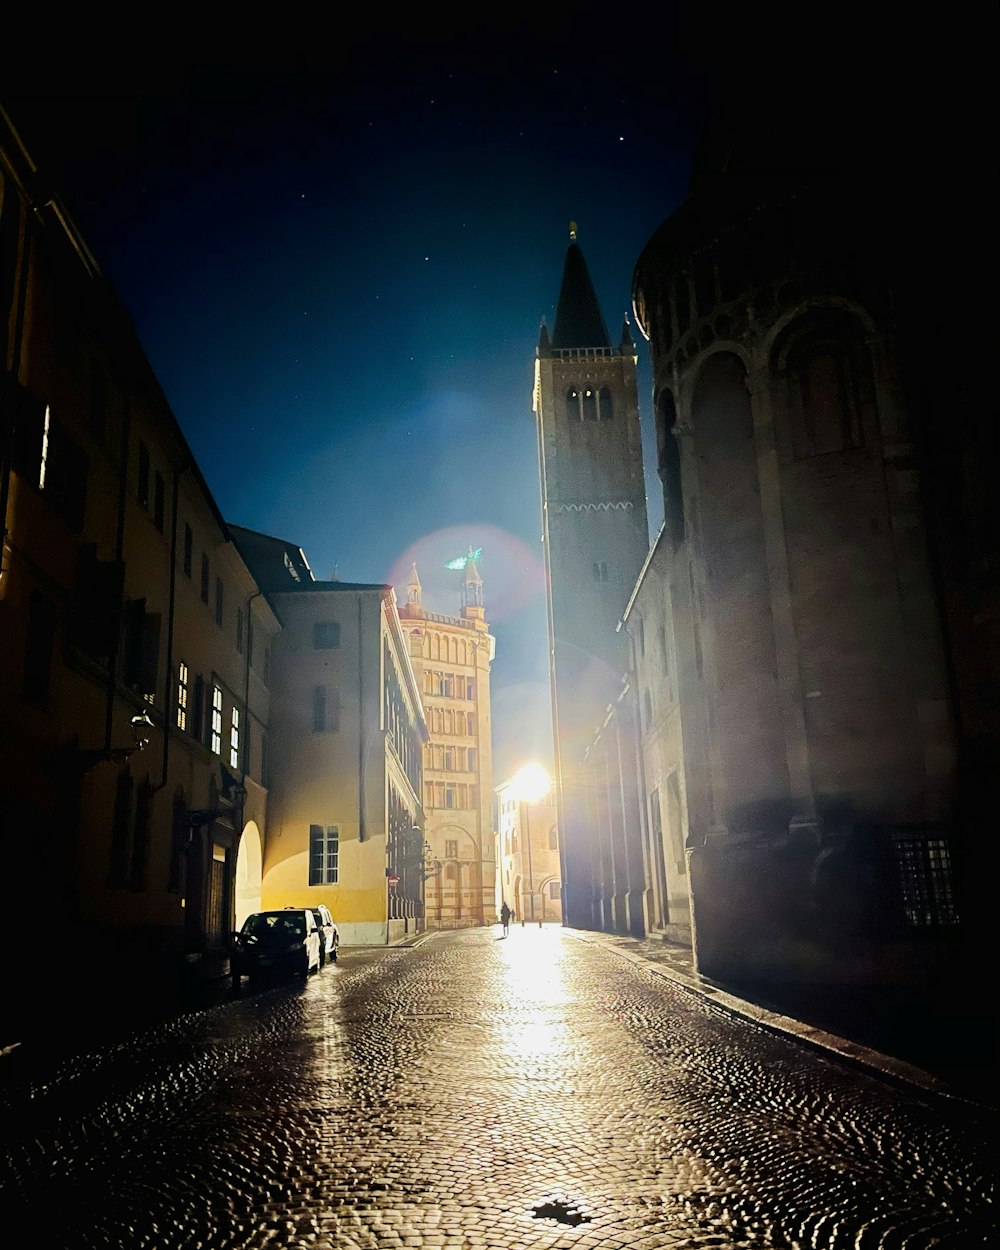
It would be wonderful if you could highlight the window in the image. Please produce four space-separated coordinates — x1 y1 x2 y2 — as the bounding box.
22 591 56 710
176 661 189 730
211 683 223 755
313 621 341 649
548 881 560 900
215 578 224 627
130 780 151 891
599 386 613 420
183 524 193 577
230 705 240 769
200 554 209 605
445 839 458 858
468 748 477 772
445 785 456 809
309 824 339 884
153 472 165 533
466 677 475 700
582 387 597 421
565 387 580 420
138 440 149 509
548 826 558 850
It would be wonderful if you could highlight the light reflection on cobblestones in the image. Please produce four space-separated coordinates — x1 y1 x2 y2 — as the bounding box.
0 927 995 1248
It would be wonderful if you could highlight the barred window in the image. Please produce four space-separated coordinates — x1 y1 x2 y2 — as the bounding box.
313 621 341 649
309 824 339 885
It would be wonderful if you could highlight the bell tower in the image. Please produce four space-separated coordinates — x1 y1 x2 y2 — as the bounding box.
533 224 649 928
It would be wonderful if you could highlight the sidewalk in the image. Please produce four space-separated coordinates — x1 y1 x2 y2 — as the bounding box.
568 927 996 1109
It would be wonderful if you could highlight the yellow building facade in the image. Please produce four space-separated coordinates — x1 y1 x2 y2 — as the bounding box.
398 557 496 928
239 538 427 945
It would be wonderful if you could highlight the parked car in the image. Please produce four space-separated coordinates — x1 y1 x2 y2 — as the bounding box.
307 904 340 965
231 909 321 982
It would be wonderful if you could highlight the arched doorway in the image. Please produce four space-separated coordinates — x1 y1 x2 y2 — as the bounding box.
234 821 263 929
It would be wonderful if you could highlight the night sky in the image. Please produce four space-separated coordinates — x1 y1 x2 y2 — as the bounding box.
4 24 716 780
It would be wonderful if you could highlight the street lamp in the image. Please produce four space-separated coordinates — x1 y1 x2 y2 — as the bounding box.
71 710 156 771
510 763 550 925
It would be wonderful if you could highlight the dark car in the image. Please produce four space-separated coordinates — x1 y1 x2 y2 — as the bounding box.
231 909 321 982
308 904 340 965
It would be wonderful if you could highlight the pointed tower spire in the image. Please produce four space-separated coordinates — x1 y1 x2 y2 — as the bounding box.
406 562 422 606
461 547 484 619
551 222 610 350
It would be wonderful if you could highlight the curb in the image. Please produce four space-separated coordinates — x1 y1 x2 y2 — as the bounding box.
565 930 972 1106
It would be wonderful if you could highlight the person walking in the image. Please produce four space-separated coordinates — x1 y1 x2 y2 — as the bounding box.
500 900 511 937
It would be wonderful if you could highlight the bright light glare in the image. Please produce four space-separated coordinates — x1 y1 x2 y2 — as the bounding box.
510 762 550 803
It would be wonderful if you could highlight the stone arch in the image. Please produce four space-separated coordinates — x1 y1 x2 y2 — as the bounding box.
769 304 878 461
234 820 263 928
537 874 562 921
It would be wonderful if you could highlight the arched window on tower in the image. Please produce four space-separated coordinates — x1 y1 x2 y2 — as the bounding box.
582 387 598 420
778 310 870 459
565 387 581 421
598 386 613 419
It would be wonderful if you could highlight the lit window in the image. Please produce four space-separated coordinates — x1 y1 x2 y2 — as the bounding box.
230 705 240 769
176 661 189 730
309 824 339 884
211 683 223 755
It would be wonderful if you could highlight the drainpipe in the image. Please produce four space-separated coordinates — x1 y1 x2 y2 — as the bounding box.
618 616 659 929
243 589 263 776
152 460 188 795
1 196 34 581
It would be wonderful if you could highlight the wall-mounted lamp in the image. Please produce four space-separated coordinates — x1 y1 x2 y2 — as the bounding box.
73 710 156 771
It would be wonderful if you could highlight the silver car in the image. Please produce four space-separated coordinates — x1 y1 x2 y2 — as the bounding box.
308 904 340 964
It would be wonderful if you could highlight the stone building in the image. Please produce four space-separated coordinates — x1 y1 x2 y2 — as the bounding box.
495 775 561 926
627 119 980 991
0 105 280 1008
398 555 496 928
232 528 427 945
532 227 650 933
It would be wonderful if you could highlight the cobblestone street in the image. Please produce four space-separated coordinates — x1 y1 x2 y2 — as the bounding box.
0 927 995 1249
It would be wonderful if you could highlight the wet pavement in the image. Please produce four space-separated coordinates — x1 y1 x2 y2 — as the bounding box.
0 927 995 1248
